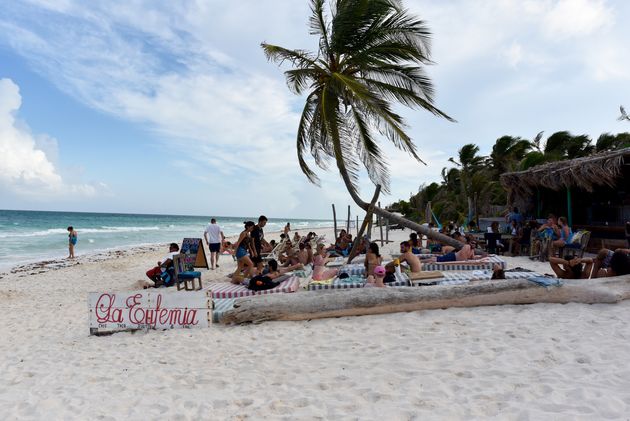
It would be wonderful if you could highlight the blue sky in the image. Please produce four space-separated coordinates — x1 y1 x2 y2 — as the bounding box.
1 0 629 219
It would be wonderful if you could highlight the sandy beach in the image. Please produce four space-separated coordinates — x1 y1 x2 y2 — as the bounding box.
1 227 629 419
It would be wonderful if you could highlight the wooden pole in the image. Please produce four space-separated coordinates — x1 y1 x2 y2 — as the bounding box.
356 215 359 237
385 217 389 243
567 187 573 227
332 204 338 241
367 216 373 240
378 201 384 246
346 205 351 233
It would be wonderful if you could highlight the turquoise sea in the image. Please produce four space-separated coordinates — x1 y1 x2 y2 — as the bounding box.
0 210 332 270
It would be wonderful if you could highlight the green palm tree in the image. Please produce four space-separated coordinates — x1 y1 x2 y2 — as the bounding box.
490 135 532 174
262 0 461 247
448 143 484 223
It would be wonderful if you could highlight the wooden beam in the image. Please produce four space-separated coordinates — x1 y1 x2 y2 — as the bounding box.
332 204 338 242
218 276 630 324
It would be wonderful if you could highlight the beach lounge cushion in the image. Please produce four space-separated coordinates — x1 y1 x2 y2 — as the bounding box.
422 255 506 271
210 276 299 299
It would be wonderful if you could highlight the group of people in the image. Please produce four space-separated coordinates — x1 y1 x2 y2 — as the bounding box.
143 212 630 288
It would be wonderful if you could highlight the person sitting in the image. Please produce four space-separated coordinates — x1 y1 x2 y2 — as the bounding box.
592 248 615 278
386 241 422 274
421 244 477 263
549 255 593 279
551 216 573 256
145 243 179 287
365 242 383 276
248 259 286 291
487 221 505 253
279 240 300 266
409 233 422 254
366 265 386 287
513 221 535 256
297 242 313 266
312 243 338 280
609 251 630 277
293 231 301 243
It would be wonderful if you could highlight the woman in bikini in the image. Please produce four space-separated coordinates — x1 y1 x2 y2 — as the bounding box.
232 221 256 284
312 243 339 280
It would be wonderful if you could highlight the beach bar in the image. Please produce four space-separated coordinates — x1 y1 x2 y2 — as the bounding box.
500 147 630 249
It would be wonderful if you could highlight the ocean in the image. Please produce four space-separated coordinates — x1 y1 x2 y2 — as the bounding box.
0 210 333 270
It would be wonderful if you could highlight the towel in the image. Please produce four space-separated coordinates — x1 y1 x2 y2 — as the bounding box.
528 276 563 288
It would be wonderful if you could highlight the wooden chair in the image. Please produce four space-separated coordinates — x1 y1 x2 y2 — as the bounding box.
173 253 203 291
559 231 591 259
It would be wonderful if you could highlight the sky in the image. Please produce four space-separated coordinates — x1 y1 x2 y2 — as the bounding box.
0 0 629 220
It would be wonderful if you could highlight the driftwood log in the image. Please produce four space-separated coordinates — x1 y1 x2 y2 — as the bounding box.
218 275 630 324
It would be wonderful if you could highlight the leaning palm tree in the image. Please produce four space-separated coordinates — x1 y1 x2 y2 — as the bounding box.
262 0 462 247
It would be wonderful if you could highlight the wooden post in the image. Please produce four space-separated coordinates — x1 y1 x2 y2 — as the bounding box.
385 218 390 243
378 201 384 246
346 205 351 233
567 187 573 227
347 186 381 263
356 215 359 237
332 204 338 241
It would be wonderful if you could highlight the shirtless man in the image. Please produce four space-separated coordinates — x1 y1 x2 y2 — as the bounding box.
421 244 478 263
296 242 313 266
387 241 422 273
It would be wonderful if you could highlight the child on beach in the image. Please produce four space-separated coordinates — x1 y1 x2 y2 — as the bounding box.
366 265 386 287
67 226 77 258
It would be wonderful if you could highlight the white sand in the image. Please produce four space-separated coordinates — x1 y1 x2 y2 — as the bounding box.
1 227 629 419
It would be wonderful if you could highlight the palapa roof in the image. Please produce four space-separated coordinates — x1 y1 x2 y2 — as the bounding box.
500 147 630 202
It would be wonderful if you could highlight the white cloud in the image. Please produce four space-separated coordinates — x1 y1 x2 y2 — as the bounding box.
504 41 524 67
0 78 102 198
543 0 613 39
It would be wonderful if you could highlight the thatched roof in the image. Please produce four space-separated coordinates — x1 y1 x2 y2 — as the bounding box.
500 147 630 203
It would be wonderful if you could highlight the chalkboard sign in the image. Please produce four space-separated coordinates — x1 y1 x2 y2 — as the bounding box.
180 238 209 269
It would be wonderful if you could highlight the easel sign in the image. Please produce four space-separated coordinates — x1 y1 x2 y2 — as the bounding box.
181 238 209 269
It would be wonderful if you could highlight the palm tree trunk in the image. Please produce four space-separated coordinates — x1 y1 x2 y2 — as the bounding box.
330 140 464 249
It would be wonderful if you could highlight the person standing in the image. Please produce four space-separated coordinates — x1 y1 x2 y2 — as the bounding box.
250 215 268 270
67 226 77 259
204 218 224 270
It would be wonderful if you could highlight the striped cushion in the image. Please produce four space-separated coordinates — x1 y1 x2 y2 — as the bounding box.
308 282 365 290
422 256 506 271
212 298 235 323
412 271 542 286
338 264 366 276
209 276 299 299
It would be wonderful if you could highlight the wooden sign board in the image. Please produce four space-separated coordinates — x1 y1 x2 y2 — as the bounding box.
88 289 211 335
181 238 209 269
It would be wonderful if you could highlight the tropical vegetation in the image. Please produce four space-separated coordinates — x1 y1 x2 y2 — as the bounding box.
389 130 630 225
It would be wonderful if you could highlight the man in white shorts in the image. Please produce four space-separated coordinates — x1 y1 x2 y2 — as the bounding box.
204 218 224 270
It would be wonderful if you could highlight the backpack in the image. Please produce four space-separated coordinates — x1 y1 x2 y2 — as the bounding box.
248 275 278 291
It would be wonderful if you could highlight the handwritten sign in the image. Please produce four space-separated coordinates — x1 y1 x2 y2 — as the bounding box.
181 238 209 269
88 289 210 335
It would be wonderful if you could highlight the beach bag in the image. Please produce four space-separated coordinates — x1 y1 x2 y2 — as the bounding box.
247 275 278 291
159 266 176 287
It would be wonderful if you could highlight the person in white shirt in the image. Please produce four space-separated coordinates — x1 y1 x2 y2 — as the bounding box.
204 218 225 270
145 243 179 286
